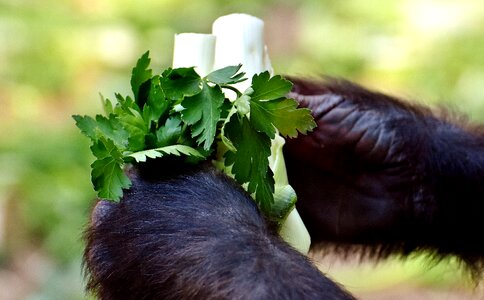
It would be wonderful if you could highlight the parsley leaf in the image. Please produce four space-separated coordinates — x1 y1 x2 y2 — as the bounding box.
128 145 204 163
74 114 129 149
143 75 170 125
100 95 114 115
205 64 246 85
251 97 316 138
250 72 292 102
73 115 98 141
161 67 202 101
224 114 274 211
249 72 316 138
118 107 148 152
154 116 183 147
114 94 141 114
181 81 224 150
90 137 131 200
131 51 152 101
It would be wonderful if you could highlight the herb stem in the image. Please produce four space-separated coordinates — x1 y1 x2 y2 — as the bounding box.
221 85 242 98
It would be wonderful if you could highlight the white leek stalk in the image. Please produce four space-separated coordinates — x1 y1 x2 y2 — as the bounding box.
269 135 311 254
172 33 216 77
171 13 311 254
212 13 273 92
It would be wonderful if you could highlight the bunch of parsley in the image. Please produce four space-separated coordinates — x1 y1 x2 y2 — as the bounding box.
74 51 315 221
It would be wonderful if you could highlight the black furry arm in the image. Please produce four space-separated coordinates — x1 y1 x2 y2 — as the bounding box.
425 117 484 267
84 163 355 300
284 78 484 272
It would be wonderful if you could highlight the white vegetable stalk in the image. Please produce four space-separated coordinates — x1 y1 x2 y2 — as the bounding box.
212 14 273 92
172 13 311 254
269 135 311 254
173 33 216 77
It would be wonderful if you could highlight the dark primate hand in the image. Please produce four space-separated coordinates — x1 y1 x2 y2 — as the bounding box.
285 78 429 244
284 78 484 270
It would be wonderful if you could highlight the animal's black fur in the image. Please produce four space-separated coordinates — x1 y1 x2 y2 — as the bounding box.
84 161 355 299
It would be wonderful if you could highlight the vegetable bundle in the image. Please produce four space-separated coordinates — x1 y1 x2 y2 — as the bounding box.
74 51 315 223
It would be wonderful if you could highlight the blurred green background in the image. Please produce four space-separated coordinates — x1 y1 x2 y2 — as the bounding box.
1 0 483 299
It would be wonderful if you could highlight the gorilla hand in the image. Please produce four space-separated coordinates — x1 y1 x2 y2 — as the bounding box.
285 78 484 274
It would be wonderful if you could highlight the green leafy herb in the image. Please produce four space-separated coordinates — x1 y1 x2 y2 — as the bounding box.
90 137 131 200
249 72 316 138
144 75 169 125
128 145 204 163
205 64 246 85
131 51 152 101
160 67 202 100
224 114 274 212
74 51 315 223
181 81 225 150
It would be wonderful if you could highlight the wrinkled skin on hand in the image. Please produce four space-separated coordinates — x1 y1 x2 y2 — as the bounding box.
285 78 484 277
285 78 437 252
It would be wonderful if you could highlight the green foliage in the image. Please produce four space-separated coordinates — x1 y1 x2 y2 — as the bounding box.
145 76 169 125
75 52 315 220
131 51 153 101
224 114 274 212
128 145 204 162
249 72 316 138
90 138 130 200
160 68 203 100
181 81 225 150
205 64 246 85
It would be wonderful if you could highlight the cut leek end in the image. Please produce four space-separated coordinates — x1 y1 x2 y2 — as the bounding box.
172 33 216 77
279 208 311 254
